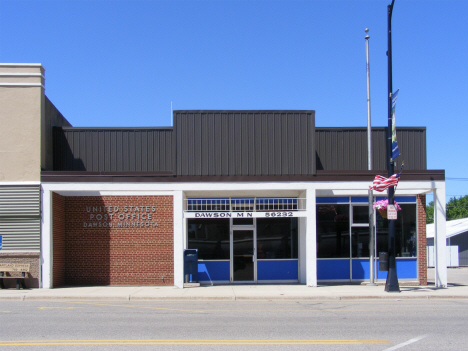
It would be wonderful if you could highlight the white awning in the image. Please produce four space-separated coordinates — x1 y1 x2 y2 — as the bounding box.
427 217 468 239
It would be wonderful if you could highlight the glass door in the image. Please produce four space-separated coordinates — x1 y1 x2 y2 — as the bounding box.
231 230 255 282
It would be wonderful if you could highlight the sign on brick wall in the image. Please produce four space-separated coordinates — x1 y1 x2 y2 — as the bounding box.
83 205 159 228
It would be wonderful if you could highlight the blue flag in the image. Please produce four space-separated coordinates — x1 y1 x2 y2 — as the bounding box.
391 89 400 159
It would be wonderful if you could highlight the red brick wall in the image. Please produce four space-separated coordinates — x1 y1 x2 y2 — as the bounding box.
54 195 173 286
0 253 40 288
417 194 427 285
52 192 66 287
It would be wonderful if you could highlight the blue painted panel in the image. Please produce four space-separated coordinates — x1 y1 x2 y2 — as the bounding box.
257 260 298 280
198 261 230 282
352 259 370 279
394 196 416 203
375 196 416 203
351 197 368 203
317 260 350 280
376 258 417 279
316 197 349 204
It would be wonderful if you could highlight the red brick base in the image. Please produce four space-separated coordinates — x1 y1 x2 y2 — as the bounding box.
52 194 174 287
417 194 427 285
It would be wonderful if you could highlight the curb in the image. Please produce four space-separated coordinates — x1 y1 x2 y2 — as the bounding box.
1 294 468 301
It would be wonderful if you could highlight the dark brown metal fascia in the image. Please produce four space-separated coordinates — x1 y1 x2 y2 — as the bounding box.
41 170 444 183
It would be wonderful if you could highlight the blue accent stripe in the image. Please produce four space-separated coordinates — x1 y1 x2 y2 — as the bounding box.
377 258 417 279
351 197 368 203
198 261 230 282
375 196 416 203
316 197 349 204
317 260 350 280
352 259 370 279
257 260 298 280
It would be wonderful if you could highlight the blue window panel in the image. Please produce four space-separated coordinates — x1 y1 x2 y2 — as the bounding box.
351 197 368 203
316 197 349 204
394 196 416 203
352 259 370 279
375 196 416 203
376 258 417 279
257 260 298 280
317 260 350 280
198 261 230 282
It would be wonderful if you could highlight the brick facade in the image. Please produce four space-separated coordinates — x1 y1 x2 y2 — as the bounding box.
52 192 66 287
0 252 40 288
417 194 427 285
52 195 173 287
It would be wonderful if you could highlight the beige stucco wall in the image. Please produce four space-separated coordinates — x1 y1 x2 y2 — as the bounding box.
0 64 44 182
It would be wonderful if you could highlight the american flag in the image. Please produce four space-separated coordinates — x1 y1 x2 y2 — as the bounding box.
369 174 400 192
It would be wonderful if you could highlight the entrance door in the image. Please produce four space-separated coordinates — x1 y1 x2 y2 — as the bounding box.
231 230 255 282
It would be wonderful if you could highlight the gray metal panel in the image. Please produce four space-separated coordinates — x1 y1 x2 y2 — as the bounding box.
174 110 316 176
0 186 40 217
0 218 41 251
53 127 174 172
315 127 426 171
0 185 41 252
450 234 468 266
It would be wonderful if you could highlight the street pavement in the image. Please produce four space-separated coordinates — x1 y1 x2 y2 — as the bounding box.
1 267 467 301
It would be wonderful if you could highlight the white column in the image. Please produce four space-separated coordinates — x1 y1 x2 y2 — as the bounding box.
299 217 307 284
434 182 447 288
306 188 317 287
173 190 184 288
40 187 52 289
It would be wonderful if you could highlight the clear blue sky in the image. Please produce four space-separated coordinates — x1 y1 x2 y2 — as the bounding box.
1 0 466 203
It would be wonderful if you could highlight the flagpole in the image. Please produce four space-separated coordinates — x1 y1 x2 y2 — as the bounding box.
365 28 376 286
385 0 400 292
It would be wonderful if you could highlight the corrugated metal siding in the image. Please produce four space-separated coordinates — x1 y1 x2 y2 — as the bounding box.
0 186 40 217
174 111 315 176
53 128 174 172
0 219 41 251
0 185 40 252
450 234 468 266
315 128 426 171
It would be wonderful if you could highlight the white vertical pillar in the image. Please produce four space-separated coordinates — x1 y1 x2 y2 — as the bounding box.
40 187 52 289
434 182 447 287
299 217 307 284
298 190 307 284
173 190 184 288
306 188 317 287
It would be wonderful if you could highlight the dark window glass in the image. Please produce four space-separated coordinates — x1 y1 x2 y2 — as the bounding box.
256 218 298 259
376 204 417 257
351 227 370 257
353 206 369 224
232 218 254 226
187 219 230 260
316 204 350 258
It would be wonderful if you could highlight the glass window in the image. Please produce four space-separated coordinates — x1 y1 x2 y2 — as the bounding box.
316 204 350 258
256 218 298 259
352 206 369 224
351 227 371 257
187 219 230 260
376 204 417 257
232 218 254 226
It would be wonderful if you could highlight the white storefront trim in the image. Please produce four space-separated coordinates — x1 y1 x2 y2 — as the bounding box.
40 180 444 289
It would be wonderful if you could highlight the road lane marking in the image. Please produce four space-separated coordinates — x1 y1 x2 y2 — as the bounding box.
37 307 83 310
383 335 428 350
0 339 391 346
55 301 460 314
61 301 207 313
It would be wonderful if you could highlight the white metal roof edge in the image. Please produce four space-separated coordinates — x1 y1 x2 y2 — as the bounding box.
426 217 468 239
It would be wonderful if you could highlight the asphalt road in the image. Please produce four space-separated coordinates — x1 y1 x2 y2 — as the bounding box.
1 299 467 350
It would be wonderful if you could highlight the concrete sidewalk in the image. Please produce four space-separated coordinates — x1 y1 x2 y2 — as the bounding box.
1 282 468 301
2 268 467 301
